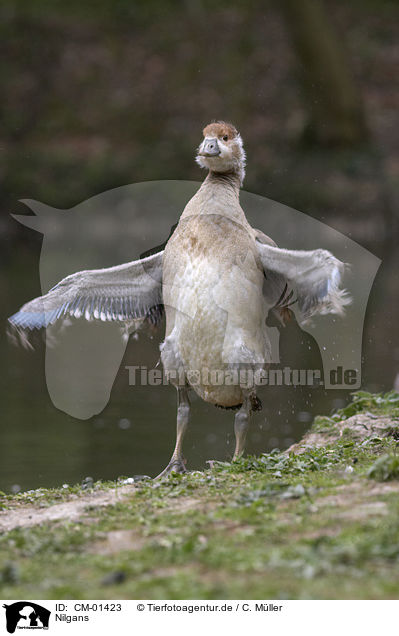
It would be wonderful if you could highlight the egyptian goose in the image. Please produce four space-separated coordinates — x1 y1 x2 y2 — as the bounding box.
9 121 349 478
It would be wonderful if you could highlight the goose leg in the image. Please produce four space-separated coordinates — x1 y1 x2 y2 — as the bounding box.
232 394 252 460
155 388 190 479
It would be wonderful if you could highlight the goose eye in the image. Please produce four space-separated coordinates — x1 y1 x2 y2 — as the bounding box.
222 135 228 141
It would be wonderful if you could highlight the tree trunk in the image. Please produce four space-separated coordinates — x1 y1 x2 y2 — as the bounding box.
282 0 368 146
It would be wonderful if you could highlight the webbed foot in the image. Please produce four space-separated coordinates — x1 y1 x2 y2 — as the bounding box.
155 458 187 479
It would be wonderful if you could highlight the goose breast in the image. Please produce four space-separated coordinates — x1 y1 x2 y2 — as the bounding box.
161 214 270 406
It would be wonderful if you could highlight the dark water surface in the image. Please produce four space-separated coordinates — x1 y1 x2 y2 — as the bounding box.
1 183 397 493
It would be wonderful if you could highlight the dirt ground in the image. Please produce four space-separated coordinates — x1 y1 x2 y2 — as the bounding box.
2 411 398 534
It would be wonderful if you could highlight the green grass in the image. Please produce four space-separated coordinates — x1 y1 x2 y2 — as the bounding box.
367 454 399 481
1 391 399 599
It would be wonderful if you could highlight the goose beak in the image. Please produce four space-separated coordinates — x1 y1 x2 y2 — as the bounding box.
198 138 221 157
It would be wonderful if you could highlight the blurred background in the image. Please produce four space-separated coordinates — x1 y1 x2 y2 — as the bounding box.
0 0 398 492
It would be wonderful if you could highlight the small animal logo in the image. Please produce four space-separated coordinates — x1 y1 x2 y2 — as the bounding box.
2 602 51 634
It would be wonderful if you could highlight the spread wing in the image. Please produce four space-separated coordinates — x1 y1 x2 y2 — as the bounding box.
8 250 164 333
256 241 350 318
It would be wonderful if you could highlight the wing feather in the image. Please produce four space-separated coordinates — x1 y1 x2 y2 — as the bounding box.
256 241 350 318
8 251 164 333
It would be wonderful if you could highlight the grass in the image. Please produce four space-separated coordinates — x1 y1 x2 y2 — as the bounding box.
1 391 399 599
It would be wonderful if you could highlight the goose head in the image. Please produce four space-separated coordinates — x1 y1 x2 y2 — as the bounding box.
196 121 246 185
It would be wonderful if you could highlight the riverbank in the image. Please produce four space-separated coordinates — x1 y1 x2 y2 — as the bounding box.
1 391 399 599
